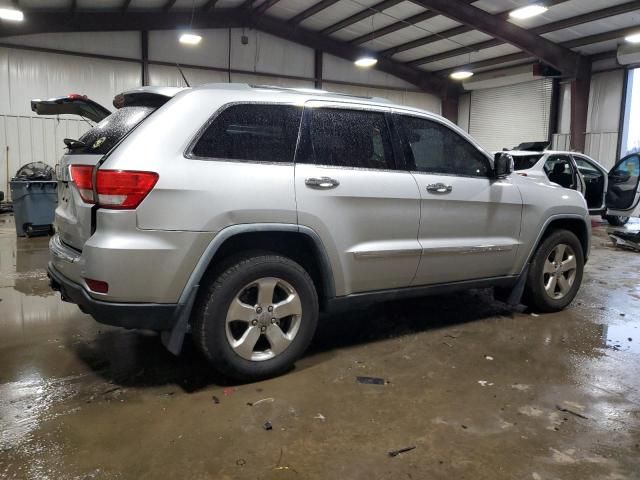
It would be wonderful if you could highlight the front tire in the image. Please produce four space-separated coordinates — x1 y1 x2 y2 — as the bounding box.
523 230 584 313
192 254 319 381
604 215 629 227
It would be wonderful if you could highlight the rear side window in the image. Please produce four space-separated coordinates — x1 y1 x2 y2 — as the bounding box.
512 154 543 171
71 106 154 155
397 115 489 177
191 104 302 163
296 108 395 170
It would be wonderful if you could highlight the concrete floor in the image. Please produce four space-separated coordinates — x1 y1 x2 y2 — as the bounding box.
1 214 640 480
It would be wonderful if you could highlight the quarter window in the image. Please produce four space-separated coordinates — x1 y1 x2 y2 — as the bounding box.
191 104 302 162
397 115 489 177
297 108 395 170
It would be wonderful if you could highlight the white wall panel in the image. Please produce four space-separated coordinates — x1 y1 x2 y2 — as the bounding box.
230 29 315 79
0 47 141 116
587 70 624 134
557 82 571 134
231 74 314 89
149 30 230 68
1 32 141 59
148 64 228 87
585 70 624 167
323 54 415 89
457 93 471 132
323 82 440 113
0 115 89 199
469 79 553 152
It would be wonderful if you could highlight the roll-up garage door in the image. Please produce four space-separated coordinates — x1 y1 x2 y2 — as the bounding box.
468 79 553 152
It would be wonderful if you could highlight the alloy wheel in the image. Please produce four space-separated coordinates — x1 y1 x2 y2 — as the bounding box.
542 243 577 300
225 277 302 361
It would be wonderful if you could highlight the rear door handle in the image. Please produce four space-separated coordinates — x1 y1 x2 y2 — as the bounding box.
305 177 340 189
426 183 453 194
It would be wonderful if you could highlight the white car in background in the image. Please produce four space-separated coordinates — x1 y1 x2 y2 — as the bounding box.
507 147 640 226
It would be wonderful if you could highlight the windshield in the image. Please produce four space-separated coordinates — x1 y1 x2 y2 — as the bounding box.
512 154 543 171
68 106 154 155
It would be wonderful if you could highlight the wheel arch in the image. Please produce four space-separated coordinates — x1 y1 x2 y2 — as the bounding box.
525 215 590 269
180 224 336 308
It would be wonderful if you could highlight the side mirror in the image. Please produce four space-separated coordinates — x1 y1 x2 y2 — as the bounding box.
494 152 514 178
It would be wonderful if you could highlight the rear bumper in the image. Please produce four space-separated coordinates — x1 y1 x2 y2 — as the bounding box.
48 262 178 330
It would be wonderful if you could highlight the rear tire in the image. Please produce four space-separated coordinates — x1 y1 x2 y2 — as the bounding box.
523 229 584 313
192 254 318 381
604 215 629 227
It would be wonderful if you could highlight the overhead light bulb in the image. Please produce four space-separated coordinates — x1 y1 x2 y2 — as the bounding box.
354 56 378 68
179 33 202 45
0 8 24 21
625 32 640 44
450 70 474 80
509 4 548 20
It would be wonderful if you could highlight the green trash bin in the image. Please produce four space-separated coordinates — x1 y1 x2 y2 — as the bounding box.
10 162 58 237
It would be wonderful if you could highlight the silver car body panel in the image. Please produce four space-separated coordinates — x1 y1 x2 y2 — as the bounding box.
49 84 590 315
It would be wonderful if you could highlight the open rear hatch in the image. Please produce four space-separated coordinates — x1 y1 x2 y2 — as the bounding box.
33 88 183 250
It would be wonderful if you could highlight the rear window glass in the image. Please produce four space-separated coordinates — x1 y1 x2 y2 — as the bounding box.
512 154 543 171
191 104 302 163
70 106 154 155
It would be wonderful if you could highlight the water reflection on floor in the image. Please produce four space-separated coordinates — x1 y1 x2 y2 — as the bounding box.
1 214 640 480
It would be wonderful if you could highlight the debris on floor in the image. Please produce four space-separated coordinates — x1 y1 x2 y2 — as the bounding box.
263 421 273 431
212 395 220 404
610 231 640 252
356 376 386 385
388 446 416 457
314 413 326 422
478 380 494 387
556 404 589 420
484 355 494 361
247 397 274 407
223 387 236 396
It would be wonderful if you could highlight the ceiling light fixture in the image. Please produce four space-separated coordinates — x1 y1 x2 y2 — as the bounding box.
0 8 24 21
509 4 548 20
179 33 202 45
625 32 640 44
354 56 378 68
450 70 474 80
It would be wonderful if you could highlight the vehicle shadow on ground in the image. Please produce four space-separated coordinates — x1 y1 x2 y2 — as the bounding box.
70 288 515 392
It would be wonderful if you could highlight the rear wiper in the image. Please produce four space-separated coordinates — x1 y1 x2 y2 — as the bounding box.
64 138 87 150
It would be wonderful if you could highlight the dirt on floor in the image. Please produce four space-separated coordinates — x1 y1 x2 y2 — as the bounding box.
0 213 639 480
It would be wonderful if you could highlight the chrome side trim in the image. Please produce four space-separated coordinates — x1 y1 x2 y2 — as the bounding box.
422 244 516 255
49 234 81 264
353 248 422 259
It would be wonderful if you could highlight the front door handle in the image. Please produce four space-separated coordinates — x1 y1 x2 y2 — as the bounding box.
426 183 453 194
305 177 340 189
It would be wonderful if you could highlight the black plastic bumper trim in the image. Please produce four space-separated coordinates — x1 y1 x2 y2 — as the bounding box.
47 262 177 331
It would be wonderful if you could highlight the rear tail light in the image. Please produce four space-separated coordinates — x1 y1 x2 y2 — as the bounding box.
69 166 158 210
96 170 159 209
70 165 95 203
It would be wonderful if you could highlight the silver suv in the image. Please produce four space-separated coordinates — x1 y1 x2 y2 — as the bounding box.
43 84 591 380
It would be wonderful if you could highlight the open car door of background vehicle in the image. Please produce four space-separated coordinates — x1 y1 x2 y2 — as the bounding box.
31 94 111 122
606 153 640 217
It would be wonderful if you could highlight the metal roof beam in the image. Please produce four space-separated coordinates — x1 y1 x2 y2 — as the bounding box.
0 10 243 36
409 0 583 75
383 0 570 56
288 0 341 26
434 26 640 76
253 0 282 15
321 0 403 36
405 1 640 65
247 13 452 94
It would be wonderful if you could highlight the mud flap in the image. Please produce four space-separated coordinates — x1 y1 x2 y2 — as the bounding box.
161 285 198 355
495 264 529 306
